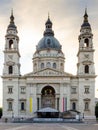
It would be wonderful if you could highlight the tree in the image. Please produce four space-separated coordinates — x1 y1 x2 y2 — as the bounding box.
0 108 2 118
95 103 98 118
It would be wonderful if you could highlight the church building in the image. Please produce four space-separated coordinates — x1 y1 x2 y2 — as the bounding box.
2 10 96 120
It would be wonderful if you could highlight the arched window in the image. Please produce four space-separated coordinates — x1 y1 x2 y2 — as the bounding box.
85 102 89 110
85 65 89 73
9 40 13 49
53 63 56 69
21 102 25 110
41 63 44 69
72 102 76 110
47 62 51 68
84 38 89 47
9 66 13 74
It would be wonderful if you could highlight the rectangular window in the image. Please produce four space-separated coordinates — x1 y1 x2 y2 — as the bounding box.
84 86 90 94
21 102 25 111
8 101 13 111
20 101 26 111
71 87 77 94
72 102 76 110
8 86 13 93
84 102 89 110
20 86 26 94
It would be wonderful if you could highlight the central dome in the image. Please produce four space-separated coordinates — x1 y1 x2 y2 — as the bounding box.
37 36 61 51
36 16 61 51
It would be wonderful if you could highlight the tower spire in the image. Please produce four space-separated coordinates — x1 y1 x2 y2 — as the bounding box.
11 8 13 16
84 8 88 22
10 9 14 24
48 12 50 19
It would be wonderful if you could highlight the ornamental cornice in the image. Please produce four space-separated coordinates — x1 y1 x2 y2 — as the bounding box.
70 98 78 101
77 75 96 78
82 60 93 65
19 98 26 101
3 50 21 57
7 98 14 101
6 61 15 66
83 98 91 101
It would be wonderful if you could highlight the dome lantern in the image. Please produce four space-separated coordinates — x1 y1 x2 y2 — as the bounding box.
44 15 54 36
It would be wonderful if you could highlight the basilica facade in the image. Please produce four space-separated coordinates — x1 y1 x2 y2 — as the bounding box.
2 10 96 120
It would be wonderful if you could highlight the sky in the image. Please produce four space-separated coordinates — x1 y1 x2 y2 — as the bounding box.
0 0 98 107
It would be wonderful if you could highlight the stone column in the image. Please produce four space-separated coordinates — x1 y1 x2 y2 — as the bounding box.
59 83 64 112
55 95 60 110
37 95 41 110
39 96 41 109
55 96 57 109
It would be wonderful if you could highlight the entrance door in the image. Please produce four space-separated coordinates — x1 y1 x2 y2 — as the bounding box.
41 86 55 108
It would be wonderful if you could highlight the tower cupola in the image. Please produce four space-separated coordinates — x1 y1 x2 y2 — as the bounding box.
7 10 17 33
81 8 91 28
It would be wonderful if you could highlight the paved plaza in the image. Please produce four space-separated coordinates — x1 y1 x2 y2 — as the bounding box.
0 122 98 130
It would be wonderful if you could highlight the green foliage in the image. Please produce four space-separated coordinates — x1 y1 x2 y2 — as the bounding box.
0 108 2 118
95 103 98 118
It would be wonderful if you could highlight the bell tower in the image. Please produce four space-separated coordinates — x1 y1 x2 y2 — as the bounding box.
77 9 96 119
2 11 21 119
77 9 95 76
3 10 20 76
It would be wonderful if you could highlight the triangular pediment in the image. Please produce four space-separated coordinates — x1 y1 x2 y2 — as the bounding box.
24 68 62 76
23 68 74 77
37 68 63 75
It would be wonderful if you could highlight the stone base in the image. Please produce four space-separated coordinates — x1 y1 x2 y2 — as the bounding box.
1 117 12 122
83 116 96 123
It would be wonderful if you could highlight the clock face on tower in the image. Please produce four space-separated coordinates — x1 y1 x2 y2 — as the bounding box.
84 54 89 59
8 55 13 60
